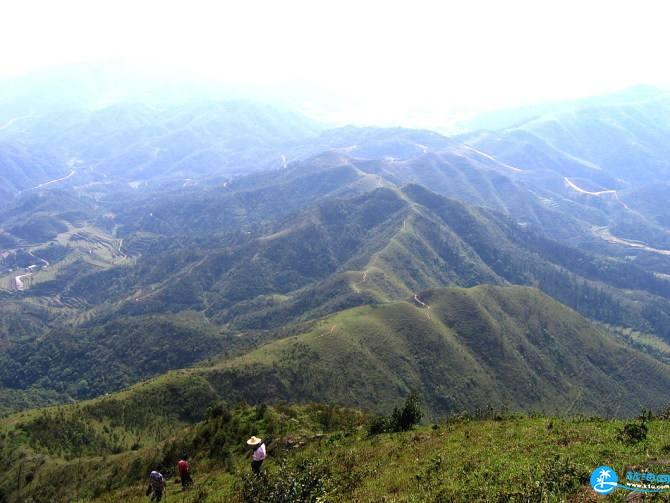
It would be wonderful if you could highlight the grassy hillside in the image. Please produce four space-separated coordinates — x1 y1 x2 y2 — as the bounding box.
0 391 365 502
2 285 670 500
200 285 670 418
3 394 670 502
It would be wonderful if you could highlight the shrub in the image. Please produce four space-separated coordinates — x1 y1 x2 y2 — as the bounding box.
368 392 423 435
241 459 327 502
638 409 654 422
255 404 268 420
368 416 390 436
390 392 423 432
206 401 228 420
617 421 648 444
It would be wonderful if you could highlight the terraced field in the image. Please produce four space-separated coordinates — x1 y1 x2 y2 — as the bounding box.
0 222 130 295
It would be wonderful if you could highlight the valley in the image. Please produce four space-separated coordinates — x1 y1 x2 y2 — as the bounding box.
0 221 129 295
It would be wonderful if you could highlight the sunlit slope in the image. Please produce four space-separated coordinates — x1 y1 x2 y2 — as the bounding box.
8 398 670 502
203 285 670 417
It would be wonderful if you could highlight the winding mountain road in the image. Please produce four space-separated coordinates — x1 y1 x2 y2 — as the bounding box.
28 249 49 267
462 145 523 172
15 273 32 291
592 226 670 256
23 170 76 192
564 177 630 209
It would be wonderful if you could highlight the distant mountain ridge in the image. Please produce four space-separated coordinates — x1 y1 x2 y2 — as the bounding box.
0 100 324 195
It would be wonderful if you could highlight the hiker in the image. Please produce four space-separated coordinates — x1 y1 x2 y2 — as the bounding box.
178 454 193 490
146 469 166 501
247 436 270 474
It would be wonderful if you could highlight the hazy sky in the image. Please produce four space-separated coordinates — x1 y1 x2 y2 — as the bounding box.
2 0 670 128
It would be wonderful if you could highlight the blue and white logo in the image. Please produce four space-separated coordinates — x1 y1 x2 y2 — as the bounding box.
591 466 618 495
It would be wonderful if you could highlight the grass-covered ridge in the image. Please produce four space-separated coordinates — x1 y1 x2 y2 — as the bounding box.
201 284 670 417
5 183 670 414
3 282 670 426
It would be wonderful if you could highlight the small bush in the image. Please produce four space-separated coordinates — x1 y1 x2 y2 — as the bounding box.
368 416 389 436
255 404 268 420
206 402 228 420
368 393 423 435
390 392 423 432
617 421 648 444
241 459 327 502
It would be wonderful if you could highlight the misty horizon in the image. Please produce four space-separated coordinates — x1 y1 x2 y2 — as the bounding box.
0 62 668 135
3 0 670 132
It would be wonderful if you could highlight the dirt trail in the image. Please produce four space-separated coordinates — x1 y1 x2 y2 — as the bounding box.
25 170 76 191
564 177 630 210
318 325 337 338
28 249 49 267
15 273 32 290
413 294 431 320
593 226 670 256
413 294 427 308
351 270 368 294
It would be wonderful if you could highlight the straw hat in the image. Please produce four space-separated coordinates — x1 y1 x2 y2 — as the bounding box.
246 436 262 446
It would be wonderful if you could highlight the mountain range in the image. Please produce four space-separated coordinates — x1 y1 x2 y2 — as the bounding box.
2 81 670 424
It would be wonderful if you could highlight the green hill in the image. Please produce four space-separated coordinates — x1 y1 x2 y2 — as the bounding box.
3 285 670 500
200 285 670 418
5 183 670 410
87 183 670 334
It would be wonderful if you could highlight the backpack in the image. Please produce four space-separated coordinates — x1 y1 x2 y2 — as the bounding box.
150 471 163 488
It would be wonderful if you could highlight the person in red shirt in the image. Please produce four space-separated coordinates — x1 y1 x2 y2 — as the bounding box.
177 454 193 490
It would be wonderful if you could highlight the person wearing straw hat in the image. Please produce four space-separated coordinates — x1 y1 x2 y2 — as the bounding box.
247 435 268 474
